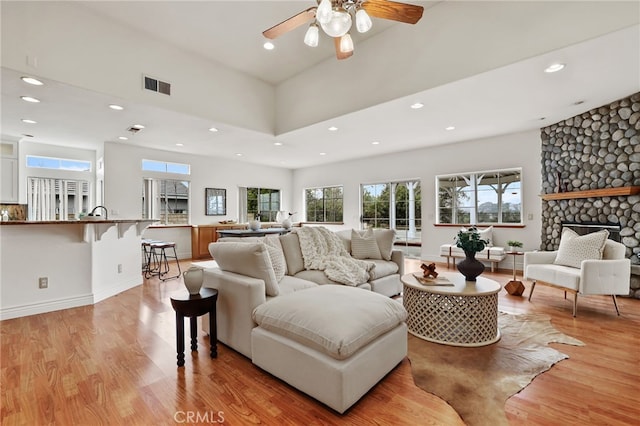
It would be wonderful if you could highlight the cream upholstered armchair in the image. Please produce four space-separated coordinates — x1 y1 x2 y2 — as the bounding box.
524 229 630 317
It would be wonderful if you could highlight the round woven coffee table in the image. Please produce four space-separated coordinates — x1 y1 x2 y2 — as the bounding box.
401 272 501 347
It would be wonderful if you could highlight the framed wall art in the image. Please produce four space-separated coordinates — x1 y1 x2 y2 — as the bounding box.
205 188 226 215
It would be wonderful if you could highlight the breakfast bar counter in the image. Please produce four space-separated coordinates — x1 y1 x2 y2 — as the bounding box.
0 219 156 320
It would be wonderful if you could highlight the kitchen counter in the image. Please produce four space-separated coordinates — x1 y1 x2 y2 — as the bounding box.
0 219 157 320
0 219 154 224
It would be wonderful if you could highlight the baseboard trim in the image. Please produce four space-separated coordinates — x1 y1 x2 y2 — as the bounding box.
0 278 143 320
0 294 94 320
92 277 142 303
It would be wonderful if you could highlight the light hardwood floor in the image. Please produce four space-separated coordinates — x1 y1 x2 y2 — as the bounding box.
1 259 639 425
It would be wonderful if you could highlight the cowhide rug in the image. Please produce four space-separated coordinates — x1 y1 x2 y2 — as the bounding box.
407 312 584 426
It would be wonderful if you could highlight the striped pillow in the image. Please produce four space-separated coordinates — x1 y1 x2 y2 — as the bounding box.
351 228 382 260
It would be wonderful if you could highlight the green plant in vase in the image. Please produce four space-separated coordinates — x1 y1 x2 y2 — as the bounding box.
506 240 523 253
455 226 489 254
454 226 489 281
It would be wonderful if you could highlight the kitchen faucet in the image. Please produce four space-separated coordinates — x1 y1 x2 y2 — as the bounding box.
89 206 108 219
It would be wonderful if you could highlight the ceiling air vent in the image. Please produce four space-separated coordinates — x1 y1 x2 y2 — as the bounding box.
143 75 171 95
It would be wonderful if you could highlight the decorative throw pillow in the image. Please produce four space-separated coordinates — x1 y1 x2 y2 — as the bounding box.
279 233 305 275
209 242 279 296
478 226 494 247
351 228 382 260
263 236 287 279
373 229 396 261
553 228 609 269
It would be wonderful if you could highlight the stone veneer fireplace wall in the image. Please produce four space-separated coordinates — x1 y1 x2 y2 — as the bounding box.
539 92 640 298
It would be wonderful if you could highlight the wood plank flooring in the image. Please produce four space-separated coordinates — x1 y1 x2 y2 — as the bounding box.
2 258 639 425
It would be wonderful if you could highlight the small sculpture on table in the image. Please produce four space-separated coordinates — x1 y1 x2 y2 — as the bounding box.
421 262 439 279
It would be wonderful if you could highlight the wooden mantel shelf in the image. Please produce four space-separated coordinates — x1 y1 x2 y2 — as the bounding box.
540 186 640 201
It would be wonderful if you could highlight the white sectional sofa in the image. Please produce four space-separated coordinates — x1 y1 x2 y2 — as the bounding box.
200 227 407 413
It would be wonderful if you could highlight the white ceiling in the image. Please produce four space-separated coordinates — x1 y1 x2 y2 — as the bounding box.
1 1 639 169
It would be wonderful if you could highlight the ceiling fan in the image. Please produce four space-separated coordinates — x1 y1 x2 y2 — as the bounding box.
263 0 424 60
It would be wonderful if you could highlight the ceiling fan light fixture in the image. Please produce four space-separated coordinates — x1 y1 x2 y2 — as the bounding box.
355 9 372 33
320 7 352 37
340 33 354 53
316 0 333 24
304 23 319 47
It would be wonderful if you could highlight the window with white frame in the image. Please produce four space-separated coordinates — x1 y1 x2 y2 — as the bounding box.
141 159 190 175
361 180 421 236
142 178 190 225
436 168 522 225
26 155 91 172
239 187 280 223
305 186 343 222
27 177 90 220
25 154 92 221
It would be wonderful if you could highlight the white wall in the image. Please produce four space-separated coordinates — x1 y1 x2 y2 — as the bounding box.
0 222 145 320
103 142 293 223
103 142 294 258
142 226 192 260
292 130 542 269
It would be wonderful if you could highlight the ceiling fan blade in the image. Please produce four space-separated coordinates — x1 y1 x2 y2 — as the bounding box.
361 0 424 24
334 37 353 60
263 7 316 39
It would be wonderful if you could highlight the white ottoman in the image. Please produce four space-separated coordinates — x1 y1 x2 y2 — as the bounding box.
251 285 407 413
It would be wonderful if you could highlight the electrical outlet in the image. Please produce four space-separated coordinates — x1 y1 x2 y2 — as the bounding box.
528 213 534 220
117 264 123 273
38 277 48 289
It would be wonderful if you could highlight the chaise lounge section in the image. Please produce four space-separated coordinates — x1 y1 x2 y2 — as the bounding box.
200 227 407 413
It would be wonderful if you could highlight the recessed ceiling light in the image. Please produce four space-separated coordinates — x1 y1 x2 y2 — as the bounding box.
263 42 275 50
21 76 43 86
544 63 565 73
109 104 124 110
131 124 145 129
118 136 128 140
371 141 380 145
274 142 283 146
21 134 34 138
445 126 456 131
176 143 184 147
539 117 546 121
410 102 424 109
21 119 37 124
573 100 585 105
319 152 326 156
328 126 338 131
21 96 40 103
235 153 243 156
209 127 219 132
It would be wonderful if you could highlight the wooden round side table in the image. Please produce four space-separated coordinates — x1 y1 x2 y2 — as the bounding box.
170 287 218 367
505 251 526 296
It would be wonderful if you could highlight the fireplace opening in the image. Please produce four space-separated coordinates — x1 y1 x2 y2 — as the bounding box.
561 221 621 243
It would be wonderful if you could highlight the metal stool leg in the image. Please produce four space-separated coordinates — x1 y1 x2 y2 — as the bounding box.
159 242 180 281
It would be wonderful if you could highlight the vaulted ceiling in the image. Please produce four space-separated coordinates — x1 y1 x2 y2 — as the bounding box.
2 1 639 169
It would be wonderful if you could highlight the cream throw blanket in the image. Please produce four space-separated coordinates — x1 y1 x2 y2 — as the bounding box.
293 227 374 286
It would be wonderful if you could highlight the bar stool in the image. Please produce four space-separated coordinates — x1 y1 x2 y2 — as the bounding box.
150 241 181 281
142 239 163 279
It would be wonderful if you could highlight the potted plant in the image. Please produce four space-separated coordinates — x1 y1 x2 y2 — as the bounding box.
506 240 523 253
454 226 489 281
